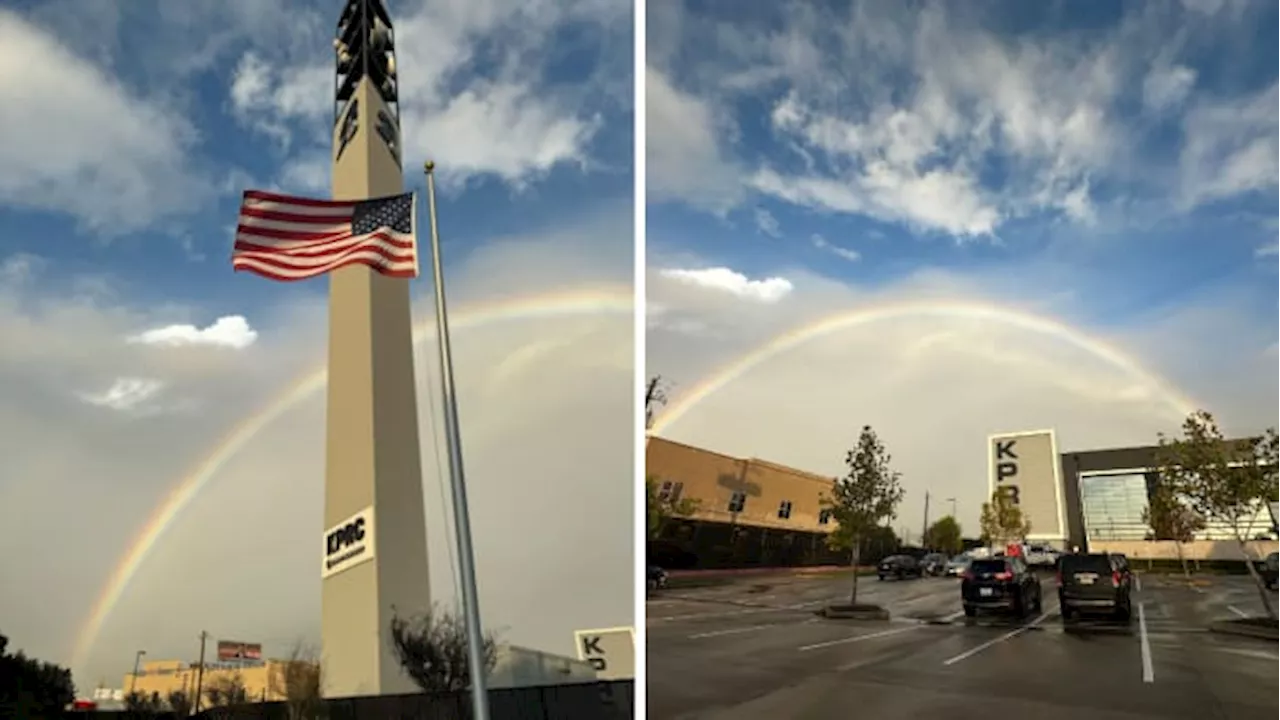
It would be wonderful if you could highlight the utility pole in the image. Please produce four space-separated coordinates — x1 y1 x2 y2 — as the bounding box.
946 497 957 519
193 631 208 715
129 650 145 696
921 492 931 550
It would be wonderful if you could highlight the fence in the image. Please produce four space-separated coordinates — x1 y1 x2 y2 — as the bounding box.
73 680 633 719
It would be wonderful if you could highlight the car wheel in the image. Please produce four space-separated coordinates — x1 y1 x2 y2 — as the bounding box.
878 574 886 581
963 604 976 618
1116 599 1132 622
1012 593 1025 618
1032 589 1043 614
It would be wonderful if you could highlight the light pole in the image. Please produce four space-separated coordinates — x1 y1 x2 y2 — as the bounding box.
946 497 957 519
129 650 146 696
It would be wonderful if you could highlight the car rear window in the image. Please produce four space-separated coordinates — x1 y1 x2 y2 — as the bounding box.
969 559 1009 574
1059 554 1112 574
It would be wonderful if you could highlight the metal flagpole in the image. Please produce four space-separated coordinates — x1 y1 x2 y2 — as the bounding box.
422 161 491 720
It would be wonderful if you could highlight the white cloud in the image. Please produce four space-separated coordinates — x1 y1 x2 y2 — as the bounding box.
1255 243 1278 258
811 234 860 262
129 316 259 350
80 378 165 413
1178 84 1279 208
659 267 794 303
646 67 744 212
1143 63 1197 112
754 208 781 237
0 11 205 233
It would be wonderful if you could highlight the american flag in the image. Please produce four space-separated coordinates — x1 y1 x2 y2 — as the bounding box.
231 189 418 281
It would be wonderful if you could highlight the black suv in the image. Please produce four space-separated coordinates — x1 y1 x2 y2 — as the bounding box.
1058 553 1132 622
878 554 923 580
961 556 1042 617
1260 552 1278 590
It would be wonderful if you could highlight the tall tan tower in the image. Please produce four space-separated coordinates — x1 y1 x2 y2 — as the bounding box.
321 0 430 697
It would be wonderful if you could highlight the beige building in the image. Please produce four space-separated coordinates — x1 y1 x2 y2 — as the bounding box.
122 644 596 708
646 437 844 568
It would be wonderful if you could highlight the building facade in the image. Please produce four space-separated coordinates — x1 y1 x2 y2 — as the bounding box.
646 437 847 569
1060 442 1278 553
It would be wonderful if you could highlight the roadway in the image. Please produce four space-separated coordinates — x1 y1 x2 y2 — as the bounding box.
647 572 1278 719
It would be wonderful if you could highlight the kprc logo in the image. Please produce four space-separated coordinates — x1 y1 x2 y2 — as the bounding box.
327 516 366 557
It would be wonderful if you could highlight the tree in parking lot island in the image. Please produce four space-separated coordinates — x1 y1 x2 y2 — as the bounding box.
823 425 905 607
1142 476 1205 580
0 633 75 716
1153 410 1278 619
645 375 669 430
979 490 1031 549
925 515 964 555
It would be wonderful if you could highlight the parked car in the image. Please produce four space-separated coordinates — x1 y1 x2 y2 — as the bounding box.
878 554 923 580
921 553 950 576
647 565 668 592
945 554 971 577
961 556 1042 617
1058 552 1132 622
1261 552 1278 590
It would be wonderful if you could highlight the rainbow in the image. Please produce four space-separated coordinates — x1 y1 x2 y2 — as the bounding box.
650 300 1200 435
72 286 632 674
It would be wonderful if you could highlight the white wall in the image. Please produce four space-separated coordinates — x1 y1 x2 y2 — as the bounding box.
1090 539 1278 561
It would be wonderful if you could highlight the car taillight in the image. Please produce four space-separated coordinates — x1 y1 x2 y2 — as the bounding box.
1111 571 1121 587
1055 571 1062 585
961 571 974 581
994 571 1013 581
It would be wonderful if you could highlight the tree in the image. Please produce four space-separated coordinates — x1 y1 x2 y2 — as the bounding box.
979 490 1031 548
646 476 701 540
645 375 669 430
166 689 193 717
269 641 323 720
390 606 499 693
1153 410 1278 619
0 633 75 716
1142 476 1205 580
822 425 905 608
204 673 248 707
924 516 964 555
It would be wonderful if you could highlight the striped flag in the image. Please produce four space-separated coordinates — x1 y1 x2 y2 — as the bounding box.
232 189 418 281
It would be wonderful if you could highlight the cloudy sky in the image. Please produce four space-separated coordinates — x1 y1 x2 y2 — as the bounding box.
0 0 632 689
647 1 1277 542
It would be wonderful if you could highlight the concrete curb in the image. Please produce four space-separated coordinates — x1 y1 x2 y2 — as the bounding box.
821 605 891 621
1208 620 1279 641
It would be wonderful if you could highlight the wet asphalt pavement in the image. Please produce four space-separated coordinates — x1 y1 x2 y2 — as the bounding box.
647 572 1278 719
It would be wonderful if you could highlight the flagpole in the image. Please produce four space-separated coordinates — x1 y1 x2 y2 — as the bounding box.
423 161 491 720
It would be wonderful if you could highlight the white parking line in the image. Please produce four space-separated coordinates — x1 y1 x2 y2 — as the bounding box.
1137 602 1154 683
941 612 1048 666
1212 647 1280 662
1225 605 1249 618
688 624 776 639
1135 575 1143 591
939 609 965 622
797 624 920 651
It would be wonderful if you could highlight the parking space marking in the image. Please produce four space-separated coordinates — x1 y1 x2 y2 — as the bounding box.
938 609 965 622
688 624 776 639
1225 605 1249 618
1212 646 1279 662
1137 601 1154 683
1135 575 1143 591
941 612 1048 666
797 624 920 651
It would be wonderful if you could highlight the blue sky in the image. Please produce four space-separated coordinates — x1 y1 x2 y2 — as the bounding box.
0 0 633 687
647 0 1277 542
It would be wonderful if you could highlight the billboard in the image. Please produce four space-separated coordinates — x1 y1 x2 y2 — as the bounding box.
988 430 1065 544
217 640 263 662
573 627 634 681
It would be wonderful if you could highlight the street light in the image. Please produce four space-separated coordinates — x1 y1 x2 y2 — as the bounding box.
129 650 146 695
946 497 957 519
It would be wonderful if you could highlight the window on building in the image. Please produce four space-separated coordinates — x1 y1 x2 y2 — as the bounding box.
728 491 747 513
818 509 832 525
778 500 792 519
658 481 684 502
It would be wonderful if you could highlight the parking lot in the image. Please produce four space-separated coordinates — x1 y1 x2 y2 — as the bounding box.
647 572 1278 719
